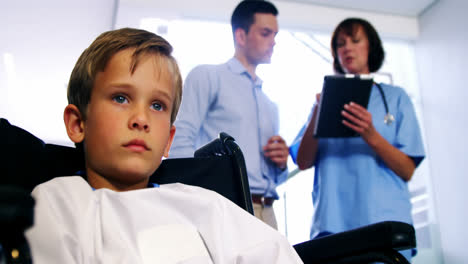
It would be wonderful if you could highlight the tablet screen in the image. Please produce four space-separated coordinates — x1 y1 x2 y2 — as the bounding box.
314 75 373 138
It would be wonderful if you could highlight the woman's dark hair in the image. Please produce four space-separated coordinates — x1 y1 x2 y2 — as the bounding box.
330 18 385 74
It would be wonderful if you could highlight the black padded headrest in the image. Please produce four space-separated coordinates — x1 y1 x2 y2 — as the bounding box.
0 118 84 192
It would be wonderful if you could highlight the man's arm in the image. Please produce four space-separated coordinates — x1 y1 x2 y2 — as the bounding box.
169 66 217 158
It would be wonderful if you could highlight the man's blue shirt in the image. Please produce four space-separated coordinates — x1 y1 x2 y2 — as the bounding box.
170 58 287 198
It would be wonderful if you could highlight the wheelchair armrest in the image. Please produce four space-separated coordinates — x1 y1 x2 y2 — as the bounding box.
293 221 416 264
0 186 35 245
193 132 253 215
194 132 235 157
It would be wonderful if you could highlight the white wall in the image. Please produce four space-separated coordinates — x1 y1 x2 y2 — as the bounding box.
416 0 468 263
119 0 419 39
0 0 116 144
273 1 419 39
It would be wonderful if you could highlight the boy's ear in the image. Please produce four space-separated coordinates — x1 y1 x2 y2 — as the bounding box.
63 104 85 144
163 125 176 158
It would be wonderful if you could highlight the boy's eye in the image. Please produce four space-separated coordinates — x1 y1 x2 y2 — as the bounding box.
352 38 360 43
113 95 128 104
151 102 164 111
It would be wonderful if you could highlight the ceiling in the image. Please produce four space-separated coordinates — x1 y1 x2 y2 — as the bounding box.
275 0 438 17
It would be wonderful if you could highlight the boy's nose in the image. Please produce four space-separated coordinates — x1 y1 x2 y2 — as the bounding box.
131 121 149 131
129 108 150 132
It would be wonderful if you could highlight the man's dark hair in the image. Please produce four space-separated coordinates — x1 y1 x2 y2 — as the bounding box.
331 17 385 74
231 0 278 35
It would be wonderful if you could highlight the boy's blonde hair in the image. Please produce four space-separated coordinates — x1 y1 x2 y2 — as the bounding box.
67 27 182 124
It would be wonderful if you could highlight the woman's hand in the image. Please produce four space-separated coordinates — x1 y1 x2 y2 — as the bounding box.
341 102 378 147
341 101 416 181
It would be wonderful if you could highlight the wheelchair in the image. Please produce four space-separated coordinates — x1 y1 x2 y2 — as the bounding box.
0 118 415 263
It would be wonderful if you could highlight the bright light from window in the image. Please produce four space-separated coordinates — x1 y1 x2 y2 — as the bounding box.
4 53 16 83
2 53 17 116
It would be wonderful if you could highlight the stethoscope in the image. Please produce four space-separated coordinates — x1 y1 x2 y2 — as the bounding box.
374 82 395 125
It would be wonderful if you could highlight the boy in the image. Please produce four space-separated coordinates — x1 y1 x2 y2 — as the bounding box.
25 28 302 263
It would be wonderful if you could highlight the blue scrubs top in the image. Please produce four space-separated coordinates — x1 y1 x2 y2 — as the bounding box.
290 83 425 239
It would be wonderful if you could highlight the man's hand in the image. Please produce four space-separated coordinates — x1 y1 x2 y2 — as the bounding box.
263 136 288 169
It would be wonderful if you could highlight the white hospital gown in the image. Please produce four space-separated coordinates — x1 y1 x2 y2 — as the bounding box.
25 176 302 264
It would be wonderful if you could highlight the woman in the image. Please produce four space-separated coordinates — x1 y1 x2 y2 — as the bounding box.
289 18 425 261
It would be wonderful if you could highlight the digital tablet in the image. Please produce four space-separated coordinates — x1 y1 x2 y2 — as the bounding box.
314 75 374 138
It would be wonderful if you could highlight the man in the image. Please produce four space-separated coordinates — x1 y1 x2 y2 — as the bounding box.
170 0 289 229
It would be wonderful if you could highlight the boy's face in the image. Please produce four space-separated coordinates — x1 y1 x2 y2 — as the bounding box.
77 49 176 191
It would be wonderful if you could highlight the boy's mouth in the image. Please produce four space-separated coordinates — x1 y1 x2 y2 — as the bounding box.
123 139 150 152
